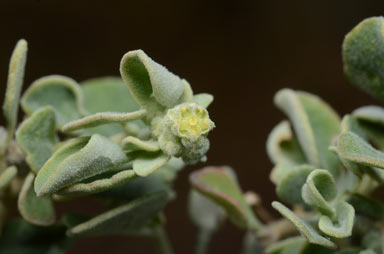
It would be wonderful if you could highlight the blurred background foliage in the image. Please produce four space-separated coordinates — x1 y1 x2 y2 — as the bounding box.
1 0 384 253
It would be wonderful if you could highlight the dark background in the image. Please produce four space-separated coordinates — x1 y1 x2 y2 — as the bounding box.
1 0 384 253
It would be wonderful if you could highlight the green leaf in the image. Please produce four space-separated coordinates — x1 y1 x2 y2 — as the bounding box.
277 165 313 205
122 136 160 152
274 89 341 176
347 193 384 220
133 152 170 176
120 50 184 108
300 243 336 254
3 39 28 146
18 173 55 226
16 107 59 174
0 219 70 254
265 236 306 254
67 191 169 237
193 93 214 108
35 134 127 196
80 77 141 136
343 17 384 101
81 77 140 113
353 106 384 127
61 110 146 133
177 79 194 104
272 201 336 249
267 121 306 165
337 131 384 169
362 231 382 254
58 169 136 196
189 189 225 231
21 75 85 127
318 201 355 238
302 169 337 218
266 121 306 184
190 167 262 231
0 166 17 189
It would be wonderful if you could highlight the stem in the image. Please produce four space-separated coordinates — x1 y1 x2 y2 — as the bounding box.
153 226 173 254
195 229 213 254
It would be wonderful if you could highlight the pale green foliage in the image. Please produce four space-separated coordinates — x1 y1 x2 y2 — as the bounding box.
186 15 384 254
0 38 215 254
3 39 27 148
16 106 58 173
17 173 55 226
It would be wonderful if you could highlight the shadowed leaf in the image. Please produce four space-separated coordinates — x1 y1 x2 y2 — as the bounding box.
189 189 225 231
67 191 169 237
265 236 306 254
58 169 136 196
190 167 262 231
0 166 17 189
18 173 55 226
16 107 58 173
277 165 313 205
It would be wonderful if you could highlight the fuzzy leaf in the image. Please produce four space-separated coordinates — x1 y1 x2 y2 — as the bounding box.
343 17 384 101
274 89 341 176
272 201 336 249
267 121 306 184
347 193 384 220
16 107 58 173
267 121 306 165
193 93 214 108
21 75 85 127
80 77 140 136
265 236 306 254
133 152 170 177
120 50 184 108
35 134 127 196
61 110 146 133
190 167 262 231
58 169 136 196
67 191 169 237
0 166 17 189
337 131 384 169
177 80 194 104
302 169 337 217
3 39 28 144
353 106 384 126
189 189 225 231
277 165 313 205
81 77 140 113
318 201 355 238
122 136 160 152
18 173 55 226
